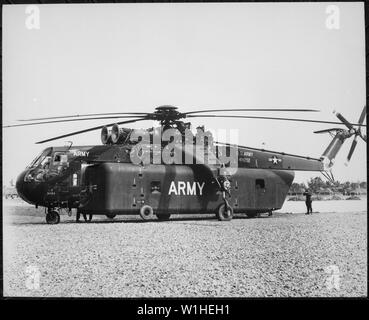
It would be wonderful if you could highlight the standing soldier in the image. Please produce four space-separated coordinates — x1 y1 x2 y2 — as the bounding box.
303 189 313 214
76 210 93 222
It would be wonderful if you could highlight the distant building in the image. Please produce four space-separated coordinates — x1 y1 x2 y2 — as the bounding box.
317 187 333 196
3 185 18 199
348 187 367 195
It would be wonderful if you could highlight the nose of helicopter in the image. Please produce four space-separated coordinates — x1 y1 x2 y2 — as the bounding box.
16 170 39 205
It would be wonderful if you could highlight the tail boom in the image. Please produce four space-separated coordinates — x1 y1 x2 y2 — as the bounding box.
320 130 351 169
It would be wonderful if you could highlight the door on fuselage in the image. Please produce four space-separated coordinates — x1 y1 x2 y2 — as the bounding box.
255 178 275 210
255 178 266 209
51 151 82 206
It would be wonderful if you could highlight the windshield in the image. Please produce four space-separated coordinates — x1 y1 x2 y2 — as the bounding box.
27 148 52 168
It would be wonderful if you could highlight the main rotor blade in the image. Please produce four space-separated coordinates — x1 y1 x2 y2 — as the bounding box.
19 112 150 122
185 108 320 115
21 108 320 121
346 137 358 165
3 115 148 128
35 118 149 144
187 115 367 127
334 111 354 130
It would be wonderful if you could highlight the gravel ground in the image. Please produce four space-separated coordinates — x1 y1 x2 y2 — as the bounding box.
3 198 367 297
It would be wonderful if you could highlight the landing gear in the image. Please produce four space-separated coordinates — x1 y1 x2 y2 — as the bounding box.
139 205 154 221
157 213 171 221
106 214 116 219
216 203 234 221
215 169 233 221
46 210 60 224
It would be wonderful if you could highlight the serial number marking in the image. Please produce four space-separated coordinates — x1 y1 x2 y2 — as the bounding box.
242 151 254 157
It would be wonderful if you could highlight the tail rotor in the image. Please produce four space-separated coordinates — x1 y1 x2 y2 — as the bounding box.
334 106 367 165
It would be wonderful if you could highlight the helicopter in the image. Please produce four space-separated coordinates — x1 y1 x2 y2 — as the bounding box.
5 105 366 224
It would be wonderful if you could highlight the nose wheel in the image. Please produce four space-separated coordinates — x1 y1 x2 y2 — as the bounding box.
216 173 233 221
46 210 60 224
216 202 234 221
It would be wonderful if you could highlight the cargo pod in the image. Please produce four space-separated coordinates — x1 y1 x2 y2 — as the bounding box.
79 163 222 216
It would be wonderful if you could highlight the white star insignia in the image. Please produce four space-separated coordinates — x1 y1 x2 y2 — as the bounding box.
268 156 282 165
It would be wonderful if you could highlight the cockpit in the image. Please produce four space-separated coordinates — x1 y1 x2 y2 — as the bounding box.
27 147 52 169
24 148 69 182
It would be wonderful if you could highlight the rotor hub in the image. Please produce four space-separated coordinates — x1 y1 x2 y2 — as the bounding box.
149 105 186 123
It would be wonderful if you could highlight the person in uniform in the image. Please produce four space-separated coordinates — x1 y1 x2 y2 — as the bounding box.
83 213 93 222
303 189 313 214
195 125 205 146
76 210 81 223
76 211 93 222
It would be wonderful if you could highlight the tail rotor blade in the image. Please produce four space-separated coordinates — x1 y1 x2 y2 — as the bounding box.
345 137 358 165
356 106 367 140
314 128 342 134
358 106 367 125
334 111 354 131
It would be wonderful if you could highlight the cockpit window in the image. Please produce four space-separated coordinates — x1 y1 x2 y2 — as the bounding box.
53 152 68 165
41 156 51 169
27 148 52 168
60 155 68 164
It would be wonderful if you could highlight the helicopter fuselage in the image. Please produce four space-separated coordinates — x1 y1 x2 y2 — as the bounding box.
15 143 324 220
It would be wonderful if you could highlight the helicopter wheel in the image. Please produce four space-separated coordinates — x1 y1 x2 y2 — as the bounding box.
106 214 116 219
139 205 154 221
216 203 234 221
156 213 171 221
46 210 60 225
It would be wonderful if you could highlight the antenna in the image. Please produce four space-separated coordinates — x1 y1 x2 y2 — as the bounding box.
64 141 73 149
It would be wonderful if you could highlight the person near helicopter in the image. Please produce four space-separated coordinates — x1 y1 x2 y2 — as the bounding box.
303 189 313 214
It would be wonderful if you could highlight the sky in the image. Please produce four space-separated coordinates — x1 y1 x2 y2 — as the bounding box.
2 2 367 185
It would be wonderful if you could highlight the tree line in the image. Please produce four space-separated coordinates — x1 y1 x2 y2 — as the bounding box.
289 177 367 195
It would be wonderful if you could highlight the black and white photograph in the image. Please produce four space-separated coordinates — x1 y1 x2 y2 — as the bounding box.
2 1 367 304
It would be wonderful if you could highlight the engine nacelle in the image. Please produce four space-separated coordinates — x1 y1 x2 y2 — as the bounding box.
101 126 112 145
111 124 132 144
